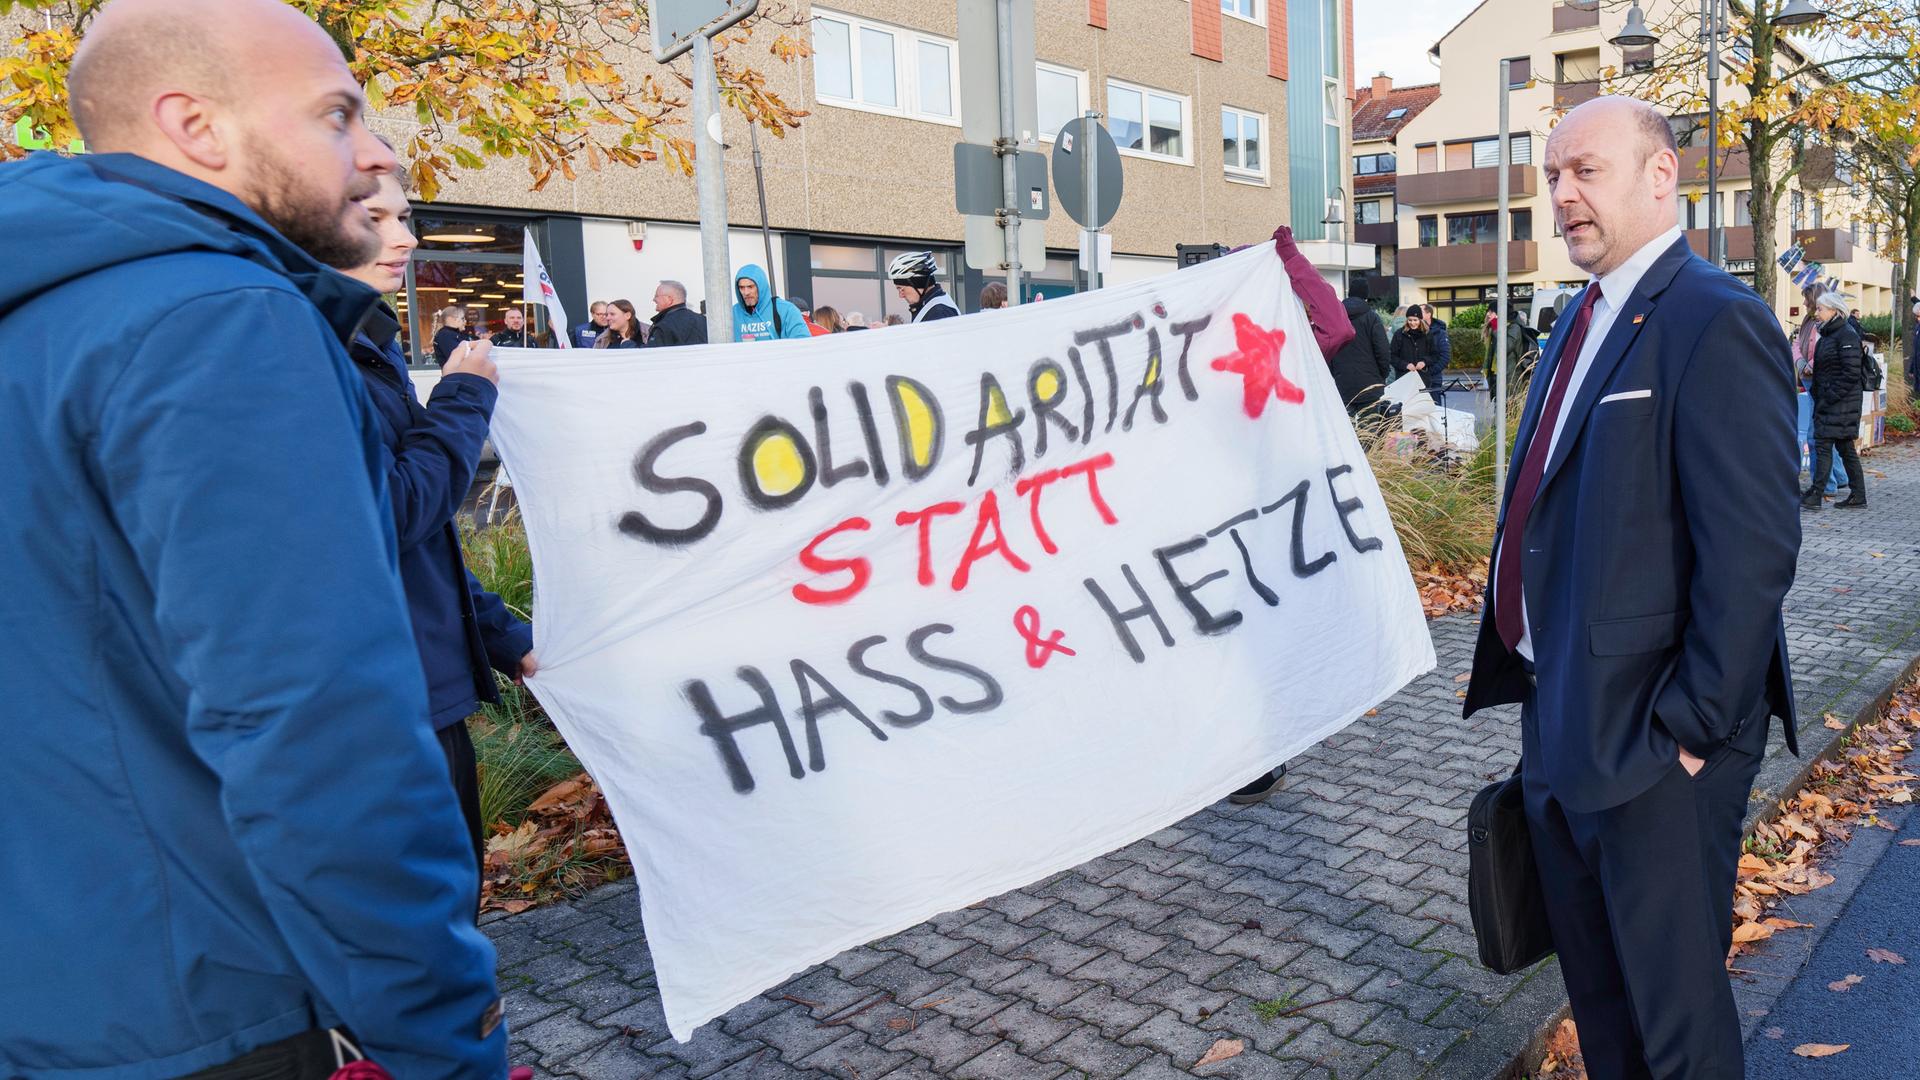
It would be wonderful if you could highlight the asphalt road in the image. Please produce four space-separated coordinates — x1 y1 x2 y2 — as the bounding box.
1746 803 1918 1079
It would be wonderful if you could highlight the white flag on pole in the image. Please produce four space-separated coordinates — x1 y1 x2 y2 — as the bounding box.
523 227 571 348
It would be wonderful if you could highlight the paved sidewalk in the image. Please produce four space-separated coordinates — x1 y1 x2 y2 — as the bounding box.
488 441 1920 1080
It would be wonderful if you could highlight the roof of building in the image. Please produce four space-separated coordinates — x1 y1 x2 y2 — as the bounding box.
1352 82 1440 143
1355 173 1396 198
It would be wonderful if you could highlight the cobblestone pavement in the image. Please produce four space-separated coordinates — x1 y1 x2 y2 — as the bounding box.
488 441 1920 1080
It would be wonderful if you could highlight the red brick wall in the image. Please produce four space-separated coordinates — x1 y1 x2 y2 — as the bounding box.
1088 0 1107 30
1268 0 1289 80
1192 0 1224 62
1344 0 1355 99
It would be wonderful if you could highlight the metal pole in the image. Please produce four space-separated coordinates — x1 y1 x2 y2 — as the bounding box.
692 33 734 343
1495 58 1511 498
995 0 1022 306
1339 188 1350 300
749 121 779 297
1709 0 1723 264
1083 110 1101 292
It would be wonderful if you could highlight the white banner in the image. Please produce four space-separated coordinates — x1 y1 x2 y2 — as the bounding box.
489 244 1436 1040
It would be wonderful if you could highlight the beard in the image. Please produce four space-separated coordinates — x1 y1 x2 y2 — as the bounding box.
243 133 380 269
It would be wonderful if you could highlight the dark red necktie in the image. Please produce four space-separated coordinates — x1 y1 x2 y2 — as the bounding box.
1494 285 1601 652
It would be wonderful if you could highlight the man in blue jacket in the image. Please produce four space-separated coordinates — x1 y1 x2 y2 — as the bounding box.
332 161 536 870
0 1 505 1077
733 262 811 341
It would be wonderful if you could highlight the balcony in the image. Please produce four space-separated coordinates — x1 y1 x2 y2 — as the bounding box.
1678 145 1750 184
1684 226 1755 262
1355 221 1399 247
1796 227 1855 263
1398 164 1537 207
1555 80 1601 110
1553 2 1601 32
1398 240 1539 279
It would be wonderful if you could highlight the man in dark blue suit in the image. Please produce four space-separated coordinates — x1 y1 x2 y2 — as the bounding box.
1463 97 1800 1079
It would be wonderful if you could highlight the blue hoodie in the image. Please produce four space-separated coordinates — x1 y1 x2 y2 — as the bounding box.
0 153 504 1079
731 263 810 341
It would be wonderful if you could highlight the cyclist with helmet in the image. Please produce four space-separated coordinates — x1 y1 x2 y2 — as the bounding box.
888 251 961 323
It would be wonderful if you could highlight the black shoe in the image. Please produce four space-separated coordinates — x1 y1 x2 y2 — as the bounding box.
1800 495 1822 511
1836 493 1867 508
1229 766 1288 805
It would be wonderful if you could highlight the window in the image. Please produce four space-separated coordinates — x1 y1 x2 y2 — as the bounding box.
811 11 957 124
1107 79 1189 163
1736 193 1754 227
810 243 961 320
1850 219 1860 243
1511 208 1532 242
1447 211 1499 246
1221 107 1266 180
404 212 529 366
1221 0 1261 24
1811 197 1824 230
1418 216 1439 248
1356 199 1385 225
1354 152 1396 176
1416 144 1437 173
1036 63 1087 141
1386 107 1408 120
1467 135 1532 169
1790 190 1804 231
1505 57 1530 89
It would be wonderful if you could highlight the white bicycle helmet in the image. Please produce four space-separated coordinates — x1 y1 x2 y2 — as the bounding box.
887 251 939 284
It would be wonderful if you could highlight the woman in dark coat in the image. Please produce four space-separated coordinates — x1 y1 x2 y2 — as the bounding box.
1804 292 1867 510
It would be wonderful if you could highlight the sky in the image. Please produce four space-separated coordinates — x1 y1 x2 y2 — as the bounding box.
1353 0 1481 88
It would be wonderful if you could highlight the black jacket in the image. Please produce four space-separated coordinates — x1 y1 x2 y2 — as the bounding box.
1389 327 1446 391
350 307 533 729
909 284 960 322
489 327 531 348
431 325 469 367
1810 316 1864 440
1327 298 1393 411
649 302 709 347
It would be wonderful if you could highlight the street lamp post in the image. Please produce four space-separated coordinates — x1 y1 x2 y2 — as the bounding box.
1496 58 1513 499
1611 1 1827 271
1322 188 1348 300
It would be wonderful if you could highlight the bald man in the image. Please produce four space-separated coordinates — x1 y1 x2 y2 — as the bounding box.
0 2 505 1077
1461 96 1800 1079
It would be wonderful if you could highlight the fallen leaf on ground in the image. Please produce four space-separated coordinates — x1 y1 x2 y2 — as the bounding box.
1731 922 1775 944
1762 917 1813 930
1764 1026 1785 1040
1194 1039 1244 1067
885 1018 913 1031
1453 671 1472 683
1825 714 1848 730
1792 1043 1850 1058
1867 948 1906 965
484 820 540 858
1869 551 1886 558
1737 853 1769 876
1827 974 1863 992
1898 839 1920 847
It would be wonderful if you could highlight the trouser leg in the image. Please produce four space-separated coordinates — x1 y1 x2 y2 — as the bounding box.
1836 438 1866 494
1809 438 1836 495
437 720 487 881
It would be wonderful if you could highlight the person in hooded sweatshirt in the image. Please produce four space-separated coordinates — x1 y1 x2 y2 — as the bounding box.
732 263 811 341
328 157 536 876
0 1 504 1077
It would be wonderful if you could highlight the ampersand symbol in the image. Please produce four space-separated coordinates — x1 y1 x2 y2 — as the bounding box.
1014 605 1077 669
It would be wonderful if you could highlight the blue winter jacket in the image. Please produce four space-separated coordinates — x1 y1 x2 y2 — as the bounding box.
348 309 533 729
731 263 810 341
0 153 505 1079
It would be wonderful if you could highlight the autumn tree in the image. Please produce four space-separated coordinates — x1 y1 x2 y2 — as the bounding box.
1835 32 1920 351
1597 0 1919 308
0 0 809 199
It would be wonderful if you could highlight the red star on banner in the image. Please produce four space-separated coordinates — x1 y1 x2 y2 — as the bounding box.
1209 314 1302 419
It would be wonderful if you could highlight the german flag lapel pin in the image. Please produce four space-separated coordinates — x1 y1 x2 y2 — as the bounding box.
1631 313 1646 325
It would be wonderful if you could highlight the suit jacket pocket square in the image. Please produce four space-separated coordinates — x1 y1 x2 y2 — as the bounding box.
1599 389 1653 404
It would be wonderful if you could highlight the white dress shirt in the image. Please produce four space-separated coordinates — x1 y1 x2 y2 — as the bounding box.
1505 225 1684 661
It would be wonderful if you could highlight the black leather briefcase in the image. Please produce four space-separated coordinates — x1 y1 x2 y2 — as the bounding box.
1467 769 1555 974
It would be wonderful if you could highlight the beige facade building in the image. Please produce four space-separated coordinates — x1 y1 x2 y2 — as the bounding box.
338 0 1365 355
1353 0 1898 332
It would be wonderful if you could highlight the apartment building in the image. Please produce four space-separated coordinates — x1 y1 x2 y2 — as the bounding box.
1375 0 1897 330
310 0 1362 359
1349 74 1440 307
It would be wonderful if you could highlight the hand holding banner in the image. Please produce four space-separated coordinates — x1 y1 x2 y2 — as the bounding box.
488 243 1436 1039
